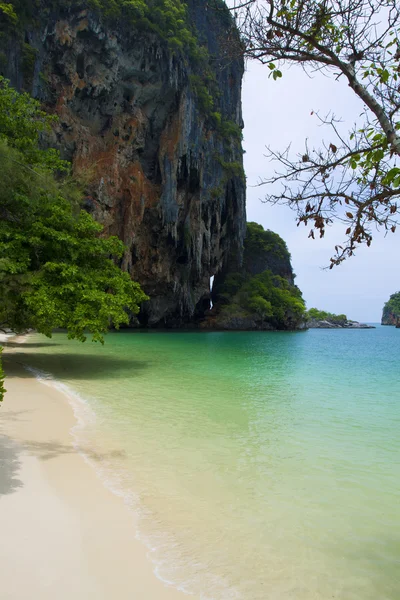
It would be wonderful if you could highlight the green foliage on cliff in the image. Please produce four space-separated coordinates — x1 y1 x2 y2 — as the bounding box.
211 112 243 143
382 292 400 324
218 270 305 329
0 2 17 23
0 77 148 343
1 0 228 64
0 347 5 402
216 156 245 180
1 0 242 136
219 271 305 328
245 222 290 261
211 222 304 329
306 308 347 323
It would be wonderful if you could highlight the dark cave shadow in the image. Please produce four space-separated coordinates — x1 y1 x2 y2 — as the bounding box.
3 352 148 380
0 434 23 496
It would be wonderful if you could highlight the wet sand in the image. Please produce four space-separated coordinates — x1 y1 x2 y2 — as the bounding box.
0 338 193 600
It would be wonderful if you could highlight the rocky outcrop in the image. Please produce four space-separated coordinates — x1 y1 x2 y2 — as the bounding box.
382 292 400 325
1 0 245 326
201 222 306 330
307 319 375 329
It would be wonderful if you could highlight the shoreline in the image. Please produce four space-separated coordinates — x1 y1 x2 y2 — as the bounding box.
0 336 195 600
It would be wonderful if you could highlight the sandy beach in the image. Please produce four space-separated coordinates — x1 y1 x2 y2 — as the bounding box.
0 338 193 600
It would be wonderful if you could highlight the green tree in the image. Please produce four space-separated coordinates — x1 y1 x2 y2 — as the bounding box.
218 269 306 328
0 78 148 399
306 308 347 323
245 221 290 259
382 291 400 323
235 0 400 265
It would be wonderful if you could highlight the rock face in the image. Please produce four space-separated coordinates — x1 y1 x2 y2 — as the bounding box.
1 1 246 326
307 319 375 329
381 292 400 326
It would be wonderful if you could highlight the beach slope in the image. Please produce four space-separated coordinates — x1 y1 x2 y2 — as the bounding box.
0 345 191 600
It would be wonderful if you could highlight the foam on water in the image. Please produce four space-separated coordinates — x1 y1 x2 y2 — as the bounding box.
24 363 226 598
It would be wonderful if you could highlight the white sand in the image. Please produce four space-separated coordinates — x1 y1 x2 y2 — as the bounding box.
0 338 195 600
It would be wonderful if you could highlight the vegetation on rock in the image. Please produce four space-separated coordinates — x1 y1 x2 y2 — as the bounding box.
211 223 305 329
1 0 197 49
245 221 290 262
382 291 400 325
0 77 148 344
1 0 246 327
306 308 348 324
1 0 240 134
217 270 305 328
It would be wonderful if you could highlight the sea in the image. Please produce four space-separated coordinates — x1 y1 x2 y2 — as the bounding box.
18 325 400 599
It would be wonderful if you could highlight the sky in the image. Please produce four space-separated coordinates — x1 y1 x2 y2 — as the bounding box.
241 61 399 322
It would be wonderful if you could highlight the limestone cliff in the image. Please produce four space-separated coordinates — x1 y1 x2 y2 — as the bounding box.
1 0 245 326
381 292 400 325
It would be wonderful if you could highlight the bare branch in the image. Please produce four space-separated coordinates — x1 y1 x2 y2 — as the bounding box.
228 0 400 264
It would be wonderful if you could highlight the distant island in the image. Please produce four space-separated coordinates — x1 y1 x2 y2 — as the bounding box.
306 309 375 329
381 292 400 327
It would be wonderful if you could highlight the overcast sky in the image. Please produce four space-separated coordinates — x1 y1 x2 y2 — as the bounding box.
241 61 399 322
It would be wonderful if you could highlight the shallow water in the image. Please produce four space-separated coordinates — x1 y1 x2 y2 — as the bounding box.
19 327 400 599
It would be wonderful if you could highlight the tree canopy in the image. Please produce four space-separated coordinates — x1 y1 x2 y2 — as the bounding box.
0 77 148 345
233 0 400 265
245 221 290 260
306 308 347 323
382 290 400 322
217 269 306 328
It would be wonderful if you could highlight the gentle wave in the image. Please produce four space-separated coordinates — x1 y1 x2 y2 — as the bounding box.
23 362 221 599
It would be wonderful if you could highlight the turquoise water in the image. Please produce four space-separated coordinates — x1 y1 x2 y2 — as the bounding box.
18 326 400 599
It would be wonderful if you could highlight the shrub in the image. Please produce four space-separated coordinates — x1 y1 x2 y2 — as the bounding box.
245 222 290 261
306 308 347 323
218 269 306 329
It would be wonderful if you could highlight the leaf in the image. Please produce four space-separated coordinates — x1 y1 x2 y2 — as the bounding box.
380 69 390 84
346 212 354 219
0 79 148 342
383 167 400 185
329 143 337 153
